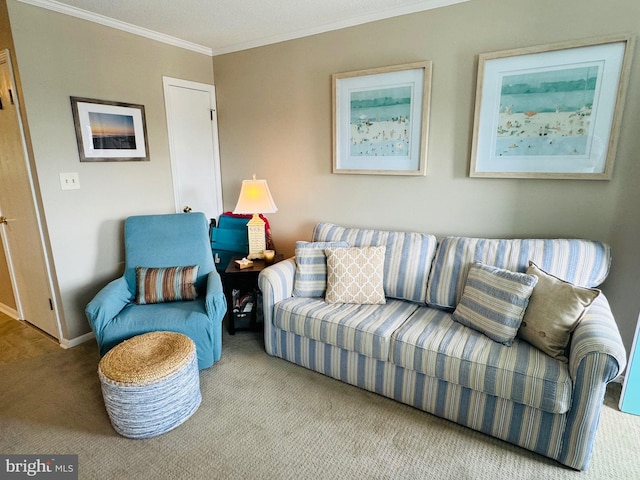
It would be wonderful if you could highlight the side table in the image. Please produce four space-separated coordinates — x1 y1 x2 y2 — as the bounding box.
222 255 283 335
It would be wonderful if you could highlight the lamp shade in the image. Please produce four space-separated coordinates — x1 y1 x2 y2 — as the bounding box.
233 177 278 214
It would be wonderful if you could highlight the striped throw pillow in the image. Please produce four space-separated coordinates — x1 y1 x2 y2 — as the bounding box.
135 265 199 305
293 241 349 297
452 262 537 345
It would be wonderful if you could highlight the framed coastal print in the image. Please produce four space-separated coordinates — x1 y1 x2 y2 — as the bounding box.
470 34 634 179
332 61 432 175
70 97 150 162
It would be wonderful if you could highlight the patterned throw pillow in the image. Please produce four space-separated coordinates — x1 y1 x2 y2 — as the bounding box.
452 262 537 345
135 265 199 305
293 241 349 297
518 261 600 362
324 246 386 305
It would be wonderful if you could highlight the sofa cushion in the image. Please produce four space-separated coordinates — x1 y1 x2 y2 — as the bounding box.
313 223 438 304
293 241 349 297
390 306 572 414
452 262 537 345
273 297 419 360
426 237 610 310
519 262 600 363
325 246 386 304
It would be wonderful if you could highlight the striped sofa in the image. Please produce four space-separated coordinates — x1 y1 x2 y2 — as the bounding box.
258 223 626 471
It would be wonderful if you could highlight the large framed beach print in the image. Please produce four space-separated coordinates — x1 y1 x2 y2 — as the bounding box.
71 97 150 162
333 61 432 175
470 35 633 179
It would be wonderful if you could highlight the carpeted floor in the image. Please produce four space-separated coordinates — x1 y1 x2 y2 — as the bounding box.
1 313 639 479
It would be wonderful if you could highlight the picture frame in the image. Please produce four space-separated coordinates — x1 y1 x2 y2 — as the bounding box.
470 34 634 179
70 97 150 162
332 61 432 175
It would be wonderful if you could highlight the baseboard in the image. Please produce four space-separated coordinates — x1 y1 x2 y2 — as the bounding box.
0 302 19 319
60 331 95 349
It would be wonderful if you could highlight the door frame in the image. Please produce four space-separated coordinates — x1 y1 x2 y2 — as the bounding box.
0 49 62 339
162 76 223 220
0 223 22 320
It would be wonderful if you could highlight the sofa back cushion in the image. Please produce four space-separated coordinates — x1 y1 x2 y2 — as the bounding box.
313 223 438 304
426 237 610 310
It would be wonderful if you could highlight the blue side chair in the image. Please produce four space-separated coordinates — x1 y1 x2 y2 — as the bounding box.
85 213 226 369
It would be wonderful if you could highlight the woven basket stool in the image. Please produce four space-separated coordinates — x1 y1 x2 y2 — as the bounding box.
98 331 201 439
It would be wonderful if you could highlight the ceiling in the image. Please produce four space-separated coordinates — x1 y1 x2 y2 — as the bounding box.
18 0 469 56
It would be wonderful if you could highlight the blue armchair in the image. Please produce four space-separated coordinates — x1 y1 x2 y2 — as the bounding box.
85 213 226 369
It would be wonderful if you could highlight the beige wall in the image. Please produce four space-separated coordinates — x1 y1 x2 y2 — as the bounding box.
3 0 639 356
212 0 640 354
6 0 214 339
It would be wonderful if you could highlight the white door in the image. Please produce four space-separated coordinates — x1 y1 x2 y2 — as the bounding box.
163 77 223 222
0 50 61 339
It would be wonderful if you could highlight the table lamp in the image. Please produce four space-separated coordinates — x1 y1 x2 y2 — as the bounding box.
233 175 278 259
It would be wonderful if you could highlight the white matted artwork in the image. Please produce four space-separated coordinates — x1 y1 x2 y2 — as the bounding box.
470 34 634 179
70 97 150 162
332 61 432 176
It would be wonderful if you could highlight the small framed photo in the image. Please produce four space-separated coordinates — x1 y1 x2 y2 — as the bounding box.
470 35 634 179
70 97 150 162
332 61 432 176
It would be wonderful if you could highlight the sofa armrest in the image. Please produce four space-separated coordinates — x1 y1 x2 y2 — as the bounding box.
258 257 296 355
560 294 628 470
569 294 627 382
85 276 134 346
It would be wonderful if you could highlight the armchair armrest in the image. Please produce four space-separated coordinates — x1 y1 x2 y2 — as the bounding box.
204 269 226 363
85 276 133 345
204 269 226 323
258 257 296 355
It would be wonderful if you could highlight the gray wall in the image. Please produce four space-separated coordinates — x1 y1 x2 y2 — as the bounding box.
212 0 640 355
6 0 214 339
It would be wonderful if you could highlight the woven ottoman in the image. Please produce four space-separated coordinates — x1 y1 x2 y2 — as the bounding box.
98 331 201 439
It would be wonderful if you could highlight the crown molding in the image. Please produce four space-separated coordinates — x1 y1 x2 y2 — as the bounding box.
211 0 471 56
17 0 470 57
15 0 213 56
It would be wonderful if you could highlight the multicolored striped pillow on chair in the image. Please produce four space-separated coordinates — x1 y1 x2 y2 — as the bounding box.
135 265 199 305
452 262 537 345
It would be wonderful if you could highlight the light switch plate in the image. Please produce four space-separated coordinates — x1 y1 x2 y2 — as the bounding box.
60 172 80 190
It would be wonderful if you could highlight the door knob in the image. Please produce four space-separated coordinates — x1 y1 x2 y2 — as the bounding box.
0 216 15 224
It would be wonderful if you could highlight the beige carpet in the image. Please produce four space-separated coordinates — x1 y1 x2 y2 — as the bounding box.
1 314 639 479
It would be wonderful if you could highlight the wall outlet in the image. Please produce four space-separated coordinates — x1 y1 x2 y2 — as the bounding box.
60 172 80 190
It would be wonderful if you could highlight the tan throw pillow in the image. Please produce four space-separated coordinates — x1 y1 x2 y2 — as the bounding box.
324 246 386 304
518 261 600 362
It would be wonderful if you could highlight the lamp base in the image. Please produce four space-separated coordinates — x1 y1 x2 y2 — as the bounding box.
246 214 266 260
